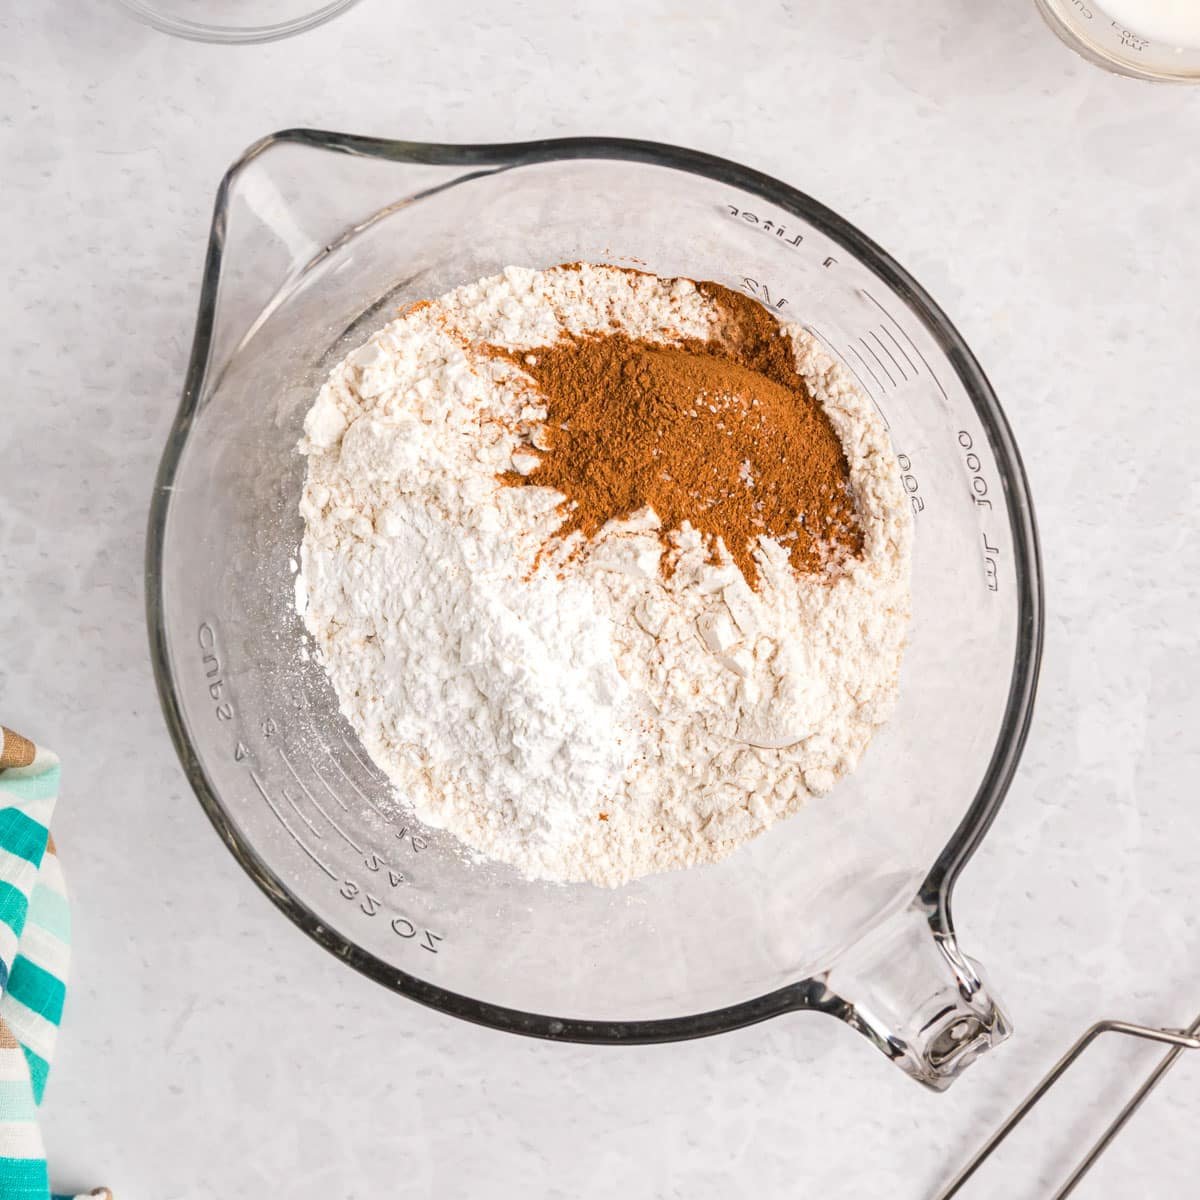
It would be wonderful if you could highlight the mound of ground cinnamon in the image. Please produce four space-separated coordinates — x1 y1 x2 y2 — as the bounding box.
495 280 862 589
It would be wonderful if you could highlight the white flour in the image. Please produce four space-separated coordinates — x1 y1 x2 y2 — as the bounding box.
297 264 912 886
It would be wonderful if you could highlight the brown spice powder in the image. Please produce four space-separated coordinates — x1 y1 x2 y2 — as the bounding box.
494 279 862 589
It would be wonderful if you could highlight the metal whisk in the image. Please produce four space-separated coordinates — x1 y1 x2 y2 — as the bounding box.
936 1011 1200 1198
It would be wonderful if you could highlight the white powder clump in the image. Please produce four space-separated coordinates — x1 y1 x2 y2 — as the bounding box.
297 263 912 886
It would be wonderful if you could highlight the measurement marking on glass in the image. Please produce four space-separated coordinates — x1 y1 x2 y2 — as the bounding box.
279 747 363 853
850 345 884 395
869 329 907 382
281 786 322 839
249 770 336 879
860 337 896 389
806 325 859 385
879 325 917 378
300 748 350 813
322 744 391 820
863 290 948 401
340 732 385 782
806 325 890 429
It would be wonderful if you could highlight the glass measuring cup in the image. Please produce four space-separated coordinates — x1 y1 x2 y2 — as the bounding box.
1036 0 1200 79
146 133 1043 1089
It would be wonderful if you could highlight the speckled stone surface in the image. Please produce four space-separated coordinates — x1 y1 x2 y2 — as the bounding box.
1 1 1198 1195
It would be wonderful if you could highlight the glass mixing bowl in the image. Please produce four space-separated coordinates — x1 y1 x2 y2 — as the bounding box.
147 133 1043 1089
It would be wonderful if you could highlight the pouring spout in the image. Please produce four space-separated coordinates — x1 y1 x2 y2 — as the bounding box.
812 896 1011 1090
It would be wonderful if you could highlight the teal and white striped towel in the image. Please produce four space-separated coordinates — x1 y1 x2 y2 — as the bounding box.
0 726 107 1200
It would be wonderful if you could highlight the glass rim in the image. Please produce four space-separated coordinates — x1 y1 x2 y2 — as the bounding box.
112 0 361 44
1034 0 1200 82
146 130 1045 1042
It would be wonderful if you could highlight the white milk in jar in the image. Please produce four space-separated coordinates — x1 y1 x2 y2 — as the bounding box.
1101 0 1200 47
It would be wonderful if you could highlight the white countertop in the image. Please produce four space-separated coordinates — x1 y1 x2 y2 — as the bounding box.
2 1 1199 1195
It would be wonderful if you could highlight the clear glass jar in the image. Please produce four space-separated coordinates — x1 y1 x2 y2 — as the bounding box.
113 0 361 43
1036 0 1200 80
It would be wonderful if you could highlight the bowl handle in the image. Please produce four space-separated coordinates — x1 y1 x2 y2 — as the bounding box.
812 896 1011 1090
